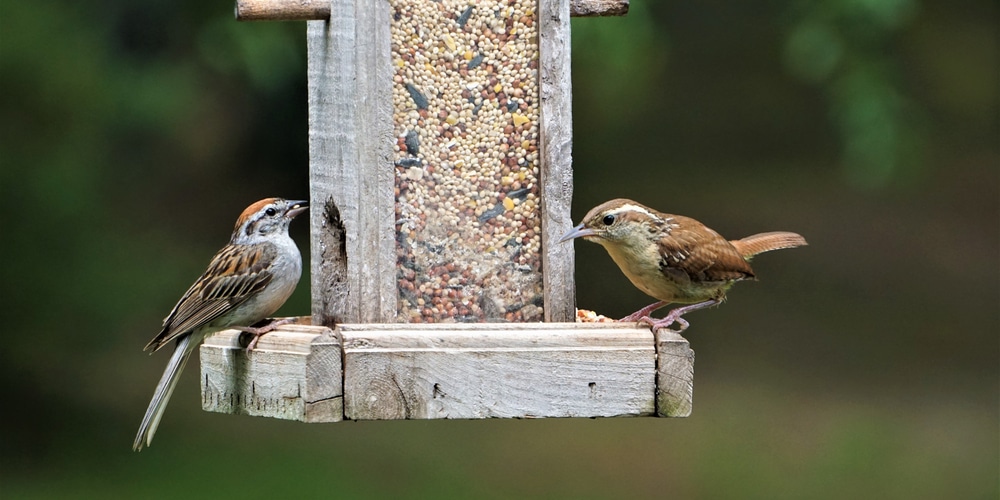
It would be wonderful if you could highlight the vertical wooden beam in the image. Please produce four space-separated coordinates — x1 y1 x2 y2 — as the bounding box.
655 329 695 417
539 0 576 322
307 1 396 326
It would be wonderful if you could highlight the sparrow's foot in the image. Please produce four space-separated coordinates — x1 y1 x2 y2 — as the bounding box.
236 318 296 351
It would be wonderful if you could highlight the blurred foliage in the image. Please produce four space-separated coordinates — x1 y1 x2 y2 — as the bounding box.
781 0 924 188
1 0 997 498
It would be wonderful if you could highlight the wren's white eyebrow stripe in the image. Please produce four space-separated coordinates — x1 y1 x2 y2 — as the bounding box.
613 203 657 219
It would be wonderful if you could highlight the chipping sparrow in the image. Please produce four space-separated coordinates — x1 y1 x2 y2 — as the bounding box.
561 198 806 333
133 198 308 451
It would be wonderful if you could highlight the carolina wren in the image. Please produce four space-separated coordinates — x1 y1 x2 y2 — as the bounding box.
561 198 807 333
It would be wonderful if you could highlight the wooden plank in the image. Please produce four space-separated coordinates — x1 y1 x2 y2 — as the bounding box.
200 324 343 422
570 0 629 17
236 0 628 21
307 2 396 326
200 322 693 422
539 0 577 322
341 323 656 420
235 0 329 21
655 329 694 417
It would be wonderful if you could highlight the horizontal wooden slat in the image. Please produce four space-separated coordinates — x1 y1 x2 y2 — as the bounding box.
341 323 656 420
235 0 629 21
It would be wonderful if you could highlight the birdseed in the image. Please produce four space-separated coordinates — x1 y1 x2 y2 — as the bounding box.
391 0 543 322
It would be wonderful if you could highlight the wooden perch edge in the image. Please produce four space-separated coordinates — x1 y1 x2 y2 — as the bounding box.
234 0 629 22
200 320 693 422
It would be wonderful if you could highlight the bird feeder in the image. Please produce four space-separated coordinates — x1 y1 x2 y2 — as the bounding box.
201 0 694 423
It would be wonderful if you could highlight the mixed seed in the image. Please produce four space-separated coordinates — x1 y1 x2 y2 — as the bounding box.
391 0 543 322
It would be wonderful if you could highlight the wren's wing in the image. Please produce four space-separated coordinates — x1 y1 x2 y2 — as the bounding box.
143 243 277 353
657 215 755 285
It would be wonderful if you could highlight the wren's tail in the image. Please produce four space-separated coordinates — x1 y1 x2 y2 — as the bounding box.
133 333 198 451
730 231 808 260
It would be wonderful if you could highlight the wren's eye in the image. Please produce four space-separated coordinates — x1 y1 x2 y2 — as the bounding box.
602 214 616 226
265 208 277 217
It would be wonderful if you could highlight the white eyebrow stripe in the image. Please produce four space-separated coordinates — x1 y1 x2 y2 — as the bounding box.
612 203 657 218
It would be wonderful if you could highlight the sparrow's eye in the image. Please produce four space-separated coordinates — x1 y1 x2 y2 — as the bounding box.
602 214 616 226
265 208 277 216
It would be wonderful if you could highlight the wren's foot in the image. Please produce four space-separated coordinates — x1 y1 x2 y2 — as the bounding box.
235 317 296 351
620 300 669 323
637 314 690 333
637 299 721 333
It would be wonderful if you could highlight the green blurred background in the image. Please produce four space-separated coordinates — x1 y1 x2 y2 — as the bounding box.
1 0 996 498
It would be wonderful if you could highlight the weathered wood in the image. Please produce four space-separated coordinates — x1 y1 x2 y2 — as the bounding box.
200 323 343 422
539 0 576 322
235 0 329 21
200 321 694 422
235 0 628 21
655 329 694 417
570 0 629 17
342 323 655 420
307 3 396 325
341 324 656 420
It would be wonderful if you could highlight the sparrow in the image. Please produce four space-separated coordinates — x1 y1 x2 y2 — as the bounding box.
133 198 308 451
560 198 806 333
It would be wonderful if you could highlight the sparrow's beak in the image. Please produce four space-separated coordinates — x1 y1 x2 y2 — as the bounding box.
286 200 309 218
559 223 596 243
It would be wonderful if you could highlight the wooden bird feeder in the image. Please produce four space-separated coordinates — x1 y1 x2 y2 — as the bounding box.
200 0 695 423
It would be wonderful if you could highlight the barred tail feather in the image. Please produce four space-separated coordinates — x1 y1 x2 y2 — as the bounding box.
133 334 198 451
731 231 807 260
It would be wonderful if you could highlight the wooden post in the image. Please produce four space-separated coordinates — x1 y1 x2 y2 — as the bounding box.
539 0 576 323
307 0 396 326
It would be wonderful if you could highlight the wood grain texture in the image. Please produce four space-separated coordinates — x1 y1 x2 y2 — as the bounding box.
200 322 693 422
655 329 695 417
539 0 577 322
236 0 627 21
200 324 343 422
235 0 329 21
307 3 396 326
570 0 629 17
341 323 656 420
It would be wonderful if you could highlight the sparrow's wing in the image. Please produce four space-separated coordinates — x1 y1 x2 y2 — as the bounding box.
143 243 277 352
658 215 755 284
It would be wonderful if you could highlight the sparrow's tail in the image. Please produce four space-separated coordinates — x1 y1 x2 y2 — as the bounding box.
133 333 198 451
731 231 808 260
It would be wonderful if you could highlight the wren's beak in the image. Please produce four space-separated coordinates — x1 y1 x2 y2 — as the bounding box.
286 200 309 218
559 223 597 243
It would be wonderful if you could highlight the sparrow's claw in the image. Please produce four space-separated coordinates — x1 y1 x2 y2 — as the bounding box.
236 317 296 351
